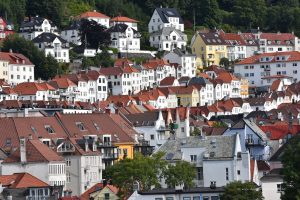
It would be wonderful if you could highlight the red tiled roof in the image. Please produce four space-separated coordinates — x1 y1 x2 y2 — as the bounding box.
236 51 300 65
2 87 17 94
216 72 238 83
107 95 136 106
14 82 48 95
3 139 64 163
270 79 281 92
78 11 110 19
0 173 49 188
100 67 123 76
260 33 295 45
114 58 133 67
81 183 103 200
111 16 138 23
259 124 300 140
221 33 246 46
142 59 170 70
257 160 270 171
160 76 176 86
56 113 135 143
49 78 76 89
0 52 33 65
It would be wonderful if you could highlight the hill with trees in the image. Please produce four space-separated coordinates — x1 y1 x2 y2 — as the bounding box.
1 0 300 35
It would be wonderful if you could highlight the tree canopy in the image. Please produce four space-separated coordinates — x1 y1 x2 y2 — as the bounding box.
78 18 111 52
281 135 300 200
220 181 263 200
2 35 61 80
104 152 196 199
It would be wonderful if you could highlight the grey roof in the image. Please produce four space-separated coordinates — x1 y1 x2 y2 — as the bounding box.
20 17 55 28
63 21 81 31
107 23 138 34
198 31 227 45
150 27 187 40
125 112 159 127
260 168 283 182
157 135 237 161
155 8 184 24
32 32 67 44
244 119 268 141
188 77 212 86
172 48 196 57
138 187 224 195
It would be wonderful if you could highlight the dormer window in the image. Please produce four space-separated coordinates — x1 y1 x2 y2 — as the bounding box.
93 122 100 130
31 126 37 134
5 138 11 146
76 122 86 131
45 125 55 134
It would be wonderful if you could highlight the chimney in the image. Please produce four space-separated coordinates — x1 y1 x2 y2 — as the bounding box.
85 139 89 152
24 108 29 117
20 137 27 163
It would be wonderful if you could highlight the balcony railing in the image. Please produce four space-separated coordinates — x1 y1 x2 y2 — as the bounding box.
245 138 265 146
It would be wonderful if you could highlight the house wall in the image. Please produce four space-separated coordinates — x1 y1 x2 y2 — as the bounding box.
7 64 34 85
261 181 283 200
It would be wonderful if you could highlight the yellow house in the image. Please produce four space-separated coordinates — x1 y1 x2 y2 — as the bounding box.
191 30 227 68
115 142 135 160
171 86 199 107
240 78 249 98
89 185 119 200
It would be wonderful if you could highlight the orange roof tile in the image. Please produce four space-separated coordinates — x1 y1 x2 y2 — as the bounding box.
160 76 176 86
78 11 110 19
111 16 138 23
14 82 48 95
270 79 281 92
0 173 49 188
0 52 33 65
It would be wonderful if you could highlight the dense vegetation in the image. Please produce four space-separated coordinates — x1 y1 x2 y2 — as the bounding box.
1 0 300 35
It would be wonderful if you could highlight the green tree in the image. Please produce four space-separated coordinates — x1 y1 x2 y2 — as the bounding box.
164 161 196 188
191 127 201 136
220 181 263 200
105 152 196 198
212 121 228 128
219 57 230 68
281 135 300 200
2 35 60 80
79 18 111 52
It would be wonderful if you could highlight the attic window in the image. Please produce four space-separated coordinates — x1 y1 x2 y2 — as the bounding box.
31 126 37 134
76 122 86 131
45 125 55 134
5 138 11 146
207 39 211 43
93 122 100 130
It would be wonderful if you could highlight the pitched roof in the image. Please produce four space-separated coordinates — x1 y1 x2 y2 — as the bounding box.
99 67 123 76
3 139 64 163
150 27 187 38
270 79 282 91
111 16 138 23
49 78 76 89
197 31 227 45
216 72 239 83
158 135 237 161
260 33 295 46
78 10 110 19
0 52 33 65
259 124 300 140
108 23 138 34
154 8 184 24
14 82 49 95
20 17 55 28
236 51 300 65
221 33 246 46
32 32 67 44
0 173 49 188
56 113 135 143
160 76 176 86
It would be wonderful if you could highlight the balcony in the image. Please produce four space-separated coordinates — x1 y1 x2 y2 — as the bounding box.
102 153 118 160
245 138 265 146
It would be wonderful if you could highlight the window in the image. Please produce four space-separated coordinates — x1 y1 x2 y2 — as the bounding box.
45 125 55 134
250 73 254 77
181 127 184 132
244 66 249 69
293 63 297 66
5 138 11 146
190 155 197 162
155 198 163 200
245 73 249 77
166 43 169 48
211 196 219 200
123 148 128 155
277 184 283 192
166 198 174 200
183 197 191 200
76 122 86 131
67 172 71 183
293 70 297 74
237 170 241 175
193 197 200 200
197 167 203 180
226 168 229 180
66 158 71 166
105 193 110 199
150 135 154 140
17 75 20 79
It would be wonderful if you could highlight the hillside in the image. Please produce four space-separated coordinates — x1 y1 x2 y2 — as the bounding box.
1 0 300 35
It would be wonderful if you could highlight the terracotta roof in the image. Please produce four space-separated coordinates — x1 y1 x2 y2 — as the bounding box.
100 67 123 76
0 52 33 65
221 33 246 46
160 76 176 86
12 116 69 140
260 33 295 46
259 124 300 140
78 11 110 19
236 51 300 65
3 139 64 163
0 173 49 188
14 82 49 95
107 95 136 106
81 183 103 200
142 59 170 70
56 113 135 143
216 72 239 83
205 65 226 74
111 16 138 23
239 33 257 46
257 160 270 171
2 87 17 94
0 118 19 151
49 78 76 89
114 58 133 67
270 79 281 92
